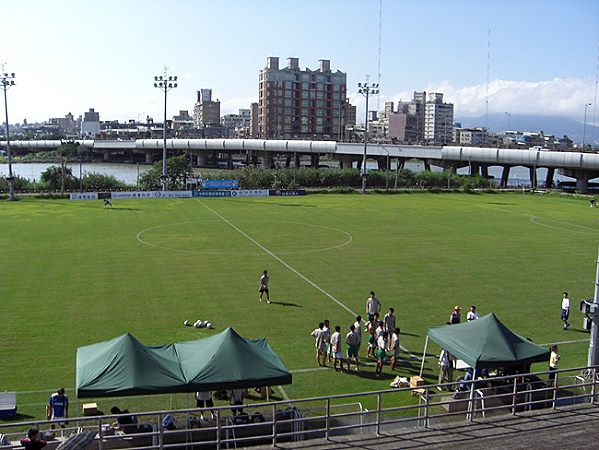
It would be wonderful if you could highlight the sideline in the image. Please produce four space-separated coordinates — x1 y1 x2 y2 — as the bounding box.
196 199 419 363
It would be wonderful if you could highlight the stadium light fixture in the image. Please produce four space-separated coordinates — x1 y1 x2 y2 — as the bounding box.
153 67 178 191
357 78 380 193
1 68 16 201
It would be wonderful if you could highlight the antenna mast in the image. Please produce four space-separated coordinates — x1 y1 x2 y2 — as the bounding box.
377 0 382 112
485 29 491 133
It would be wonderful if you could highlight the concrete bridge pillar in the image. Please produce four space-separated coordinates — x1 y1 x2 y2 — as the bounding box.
396 158 406 172
227 153 233 170
470 162 480 177
577 179 589 194
294 153 301 168
480 164 489 179
545 168 555 189
560 168 599 194
529 167 538 189
338 154 353 169
423 160 431 172
261 151 273 168
145 152 153 164
310 153 320 168
500 166 511 188
196 152 207 167
103 149 110 162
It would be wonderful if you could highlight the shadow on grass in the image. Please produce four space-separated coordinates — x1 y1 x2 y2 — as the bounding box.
399 331 419 337
566 328 590 334
1 413 35 422
105 207 143 211
270 301 302 307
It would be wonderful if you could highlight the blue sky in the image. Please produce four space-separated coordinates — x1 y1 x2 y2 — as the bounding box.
2 0 598 124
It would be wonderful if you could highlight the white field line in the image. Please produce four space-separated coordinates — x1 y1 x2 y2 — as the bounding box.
539 338 590 346
196 199 419 361
276 386 290 401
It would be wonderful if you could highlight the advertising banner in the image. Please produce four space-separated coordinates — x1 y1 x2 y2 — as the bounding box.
70 193 98 200
230 189 270 198
111 191 193 199
200 179 239 189
200 88 212 102
193 190 232 197
268 189 306 196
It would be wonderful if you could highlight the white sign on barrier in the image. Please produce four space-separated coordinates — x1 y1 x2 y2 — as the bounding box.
230 189 270 198
111 191 193 199
70 193 99 200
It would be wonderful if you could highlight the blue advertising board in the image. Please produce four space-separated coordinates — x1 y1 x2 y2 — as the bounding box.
200 179 239 189
193 190 232 197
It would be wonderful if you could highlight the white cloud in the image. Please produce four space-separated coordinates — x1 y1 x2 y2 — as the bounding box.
349 78 595 122
418 78 593 118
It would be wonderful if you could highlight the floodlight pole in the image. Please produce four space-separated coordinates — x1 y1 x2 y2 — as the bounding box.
153 67 178 191
589 244 599 367
1 69 16 201
583 103 592 150
358 79 379 194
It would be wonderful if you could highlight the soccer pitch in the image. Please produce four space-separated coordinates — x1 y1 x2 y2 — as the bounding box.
1 192 597 419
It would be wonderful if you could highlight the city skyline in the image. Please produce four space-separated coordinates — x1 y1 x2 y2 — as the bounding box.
1 0 598 126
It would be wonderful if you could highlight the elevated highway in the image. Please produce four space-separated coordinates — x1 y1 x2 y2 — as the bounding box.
3 138 599 192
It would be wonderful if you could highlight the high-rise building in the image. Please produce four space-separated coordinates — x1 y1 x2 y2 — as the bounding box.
193 89 221 127
258 56 348 140
81 108 100 138
424 93 454 145
250 102 259 138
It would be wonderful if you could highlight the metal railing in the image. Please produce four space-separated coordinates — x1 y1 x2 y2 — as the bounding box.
1 365 597 450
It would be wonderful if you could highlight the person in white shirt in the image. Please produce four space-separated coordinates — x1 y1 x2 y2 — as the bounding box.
375 331 388 376
466 305 480 322
258 270 270 303
322 319 331 363
388 328 400 371
383 308 396 333
561 292 570 330
330 326 342 372
365 291 381 321
438 349 452 385
345 324 360 371
310 322 326 366
353 315 362 355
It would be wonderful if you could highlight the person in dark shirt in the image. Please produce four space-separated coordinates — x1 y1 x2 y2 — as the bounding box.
20 428 47 450
110 407 138 434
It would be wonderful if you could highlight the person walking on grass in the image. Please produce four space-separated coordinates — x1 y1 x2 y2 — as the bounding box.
366 291 381 321
561 292 570 330
345 324 360 371
259 270 270 303
331 325 342 372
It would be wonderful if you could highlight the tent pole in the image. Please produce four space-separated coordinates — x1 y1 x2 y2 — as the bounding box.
467 369 477 421
419 336 429 377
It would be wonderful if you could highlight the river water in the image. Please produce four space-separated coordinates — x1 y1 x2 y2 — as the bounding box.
0 161 585 187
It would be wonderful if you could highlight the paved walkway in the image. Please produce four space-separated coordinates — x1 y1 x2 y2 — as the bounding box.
249 403 599 449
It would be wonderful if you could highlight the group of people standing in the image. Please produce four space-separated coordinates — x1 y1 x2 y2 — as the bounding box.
310 291 401 376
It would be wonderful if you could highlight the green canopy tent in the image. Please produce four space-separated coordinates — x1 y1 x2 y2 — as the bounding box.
420 313 550 374
76 328 291 398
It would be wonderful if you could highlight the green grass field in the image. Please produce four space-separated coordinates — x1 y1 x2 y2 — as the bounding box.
1 192 598 419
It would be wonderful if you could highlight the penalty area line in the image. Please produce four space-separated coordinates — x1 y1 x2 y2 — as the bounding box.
196 199 420 361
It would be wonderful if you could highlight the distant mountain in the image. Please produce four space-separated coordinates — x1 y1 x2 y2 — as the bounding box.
456 113 599 145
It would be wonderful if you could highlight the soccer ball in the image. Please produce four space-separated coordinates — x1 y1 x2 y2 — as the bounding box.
194 320 202 328
183 320 189 326
206 322 213 329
